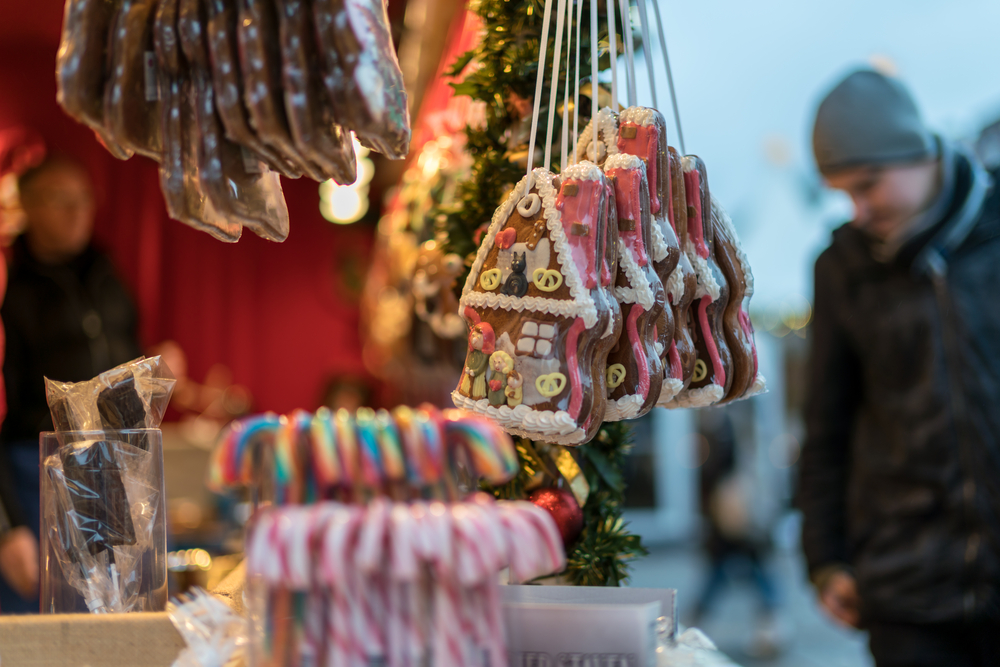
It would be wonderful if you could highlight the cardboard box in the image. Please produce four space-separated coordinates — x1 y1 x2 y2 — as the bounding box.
0 612 184 667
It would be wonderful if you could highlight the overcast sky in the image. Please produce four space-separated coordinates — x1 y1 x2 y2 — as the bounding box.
622 0 1000 308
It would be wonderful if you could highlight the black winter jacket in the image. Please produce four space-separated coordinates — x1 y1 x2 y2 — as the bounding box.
799 146 1000 625
0 238 141 527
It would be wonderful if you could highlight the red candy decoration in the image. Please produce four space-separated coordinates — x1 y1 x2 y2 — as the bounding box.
496 227 517 249
528 487 583 548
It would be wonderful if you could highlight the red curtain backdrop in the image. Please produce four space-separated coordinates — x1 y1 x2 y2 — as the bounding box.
0 4 375 415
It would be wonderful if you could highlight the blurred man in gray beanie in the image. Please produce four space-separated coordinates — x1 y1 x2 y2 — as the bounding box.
799 69 1000 666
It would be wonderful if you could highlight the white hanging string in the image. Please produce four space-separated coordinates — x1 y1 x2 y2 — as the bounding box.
543 0 569 171
572 0 584 158
618 0 637 106
590 0 599 147
525 0 555 187
606 0 618 110
635 0 657 109
650 0 686 153
560 0 574 170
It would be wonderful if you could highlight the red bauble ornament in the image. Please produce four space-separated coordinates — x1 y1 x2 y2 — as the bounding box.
528 487 584 547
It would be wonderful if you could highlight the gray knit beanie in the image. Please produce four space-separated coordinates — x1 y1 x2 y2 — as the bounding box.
812 69 937 175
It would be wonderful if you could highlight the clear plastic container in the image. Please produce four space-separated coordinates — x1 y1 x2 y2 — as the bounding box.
39 430 167 613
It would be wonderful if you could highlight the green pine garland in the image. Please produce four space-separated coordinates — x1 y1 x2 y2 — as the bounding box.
442 0 647 586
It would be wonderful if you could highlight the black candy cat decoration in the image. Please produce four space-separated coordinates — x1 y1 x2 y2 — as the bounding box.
502 252 529 298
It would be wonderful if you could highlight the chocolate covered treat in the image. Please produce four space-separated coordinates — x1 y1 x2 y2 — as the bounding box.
275 0 357 185
57 0 133 160
314 0 410 159
617 106 681 403
454 166 610 445
179 0 290 242
204 0 303 178
155 0 242 241
663 157 733 408
104 0 163 160
711 200 766 403
659 147 698 403
237 0 326 180
575 107 619 167
602 153 666 421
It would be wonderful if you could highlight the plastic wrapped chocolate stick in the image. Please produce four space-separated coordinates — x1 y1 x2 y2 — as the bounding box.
45 356 176 435
43 436 160 613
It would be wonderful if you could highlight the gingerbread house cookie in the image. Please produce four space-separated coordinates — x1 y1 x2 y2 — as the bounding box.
617 106 683 403
711 199 766 403
659 147 699 405
603 153 666 421
576 107 620 166
663 156 733 408
454 166 610 445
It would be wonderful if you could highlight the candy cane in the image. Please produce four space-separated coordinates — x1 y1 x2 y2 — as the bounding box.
442 409 519 485
321 504 365 667
354 498 390 663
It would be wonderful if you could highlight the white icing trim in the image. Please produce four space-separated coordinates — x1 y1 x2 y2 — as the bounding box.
461 168 599 328
665 262 686 305
654 341 665 357
604 152 644 171
575 107 620 164
561 161 603 181
686 240 721 302
604 394 643 421
711 198 754 297
451 391 583 439
616 237 655 309
662 384 724 409
619 106 657 127
649 214 668 262
656 377 684 405
739 374 767 400
514 426 587 446
681 155 697 174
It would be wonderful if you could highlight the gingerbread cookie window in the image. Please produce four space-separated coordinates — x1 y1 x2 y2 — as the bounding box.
516 320 558 358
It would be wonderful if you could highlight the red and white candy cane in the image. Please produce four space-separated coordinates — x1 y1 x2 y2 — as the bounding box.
320 504 365 667
416 500 465 667
354 499 390 664
385 502 420 667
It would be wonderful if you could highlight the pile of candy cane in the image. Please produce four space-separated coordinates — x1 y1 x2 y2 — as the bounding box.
208 405 520 502
245 496 563 667
208 405 566 667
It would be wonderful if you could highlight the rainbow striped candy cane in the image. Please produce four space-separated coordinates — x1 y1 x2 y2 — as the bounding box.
442 409 519 485
311 408 341 495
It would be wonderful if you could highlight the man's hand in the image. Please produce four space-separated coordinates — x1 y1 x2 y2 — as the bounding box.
819 569 860 628
0 527 39 600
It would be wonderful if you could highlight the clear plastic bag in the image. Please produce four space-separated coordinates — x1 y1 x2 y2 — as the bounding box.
179 0 291 242
167 587 248 667
154 0 243 243
236 0 324 180
204 0 302 179
45 356 177 436
42 437 161 613
104 0 163 160
56 0 133 160
275 0 357 185
314 0 411 159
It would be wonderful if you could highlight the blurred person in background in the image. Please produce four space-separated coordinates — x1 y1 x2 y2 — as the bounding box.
690 410 781 658
800 69 1000 666
0 156 141 613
